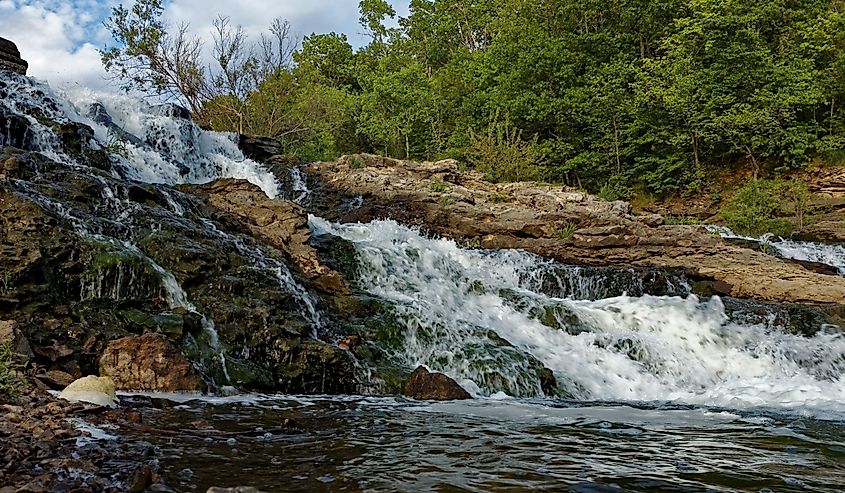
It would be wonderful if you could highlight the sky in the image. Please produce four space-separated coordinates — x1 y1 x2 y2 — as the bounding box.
0 0 409 92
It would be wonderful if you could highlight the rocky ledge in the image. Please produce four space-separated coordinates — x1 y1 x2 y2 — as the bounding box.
306 154 845 305
0 37 27 75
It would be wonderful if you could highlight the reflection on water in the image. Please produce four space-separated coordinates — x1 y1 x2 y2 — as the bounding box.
114 395 845 492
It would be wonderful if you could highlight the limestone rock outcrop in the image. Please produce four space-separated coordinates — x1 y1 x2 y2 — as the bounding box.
186 179 349 295
306 153 845 305
0 37 27 75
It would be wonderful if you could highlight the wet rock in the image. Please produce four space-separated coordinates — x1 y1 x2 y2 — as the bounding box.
186 179 349 295
0 37 27 75
0 320 33 360
306 154 845 305
238 135 281 162
403 366 472 401
99 333 204 391
208 488 263 493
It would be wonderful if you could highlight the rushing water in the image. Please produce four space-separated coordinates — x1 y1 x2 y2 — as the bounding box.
4 70 845 492
706 225 845 275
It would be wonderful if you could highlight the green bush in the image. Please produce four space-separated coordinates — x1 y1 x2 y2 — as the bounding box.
467 113 544 183
719 180 795 237
0 343 23 398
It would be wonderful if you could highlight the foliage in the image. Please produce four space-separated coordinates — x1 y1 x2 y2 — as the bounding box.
430 179 448 193
466 113 543 183
556 222 579 240
719 180 796 237
0 343 23 398
103 0 845 195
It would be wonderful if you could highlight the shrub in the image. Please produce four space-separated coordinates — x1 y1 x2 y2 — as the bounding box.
348 154 365 169
719 179 796 237
467 112 544 183
439 196 454 207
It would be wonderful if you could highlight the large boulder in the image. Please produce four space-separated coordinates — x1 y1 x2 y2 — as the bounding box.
403 366 471 401
99 333 204 391
0 37 27 75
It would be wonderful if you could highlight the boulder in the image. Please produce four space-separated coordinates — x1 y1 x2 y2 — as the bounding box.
0 37 27 75
58 375 117 407
0 320 33 360
99 333 203 391
238 135 281 162
403 366 471 401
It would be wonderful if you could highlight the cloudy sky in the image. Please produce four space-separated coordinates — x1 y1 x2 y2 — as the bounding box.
0 0 409 92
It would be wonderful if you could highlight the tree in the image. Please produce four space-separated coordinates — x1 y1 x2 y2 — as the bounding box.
101 0 295 128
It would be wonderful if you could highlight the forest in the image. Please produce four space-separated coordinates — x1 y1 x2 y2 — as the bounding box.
102 0 845 198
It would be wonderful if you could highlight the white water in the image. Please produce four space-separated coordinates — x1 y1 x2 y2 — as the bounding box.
0 72 279 197
312 218 845 414
706 225 845 274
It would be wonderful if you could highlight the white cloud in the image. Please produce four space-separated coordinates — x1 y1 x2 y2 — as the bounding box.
0 0 409 93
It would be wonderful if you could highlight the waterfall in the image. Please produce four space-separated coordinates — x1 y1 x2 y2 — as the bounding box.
312 218 845 411
1 70 322 389
707 225 845 274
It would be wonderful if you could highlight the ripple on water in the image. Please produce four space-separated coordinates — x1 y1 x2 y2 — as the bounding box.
104 395 845 492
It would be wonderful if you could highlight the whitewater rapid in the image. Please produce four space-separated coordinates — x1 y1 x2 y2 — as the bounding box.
312 218 845 414
0 73 279 196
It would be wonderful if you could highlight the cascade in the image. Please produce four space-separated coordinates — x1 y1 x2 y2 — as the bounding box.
312 218 845 411
707 225 845 274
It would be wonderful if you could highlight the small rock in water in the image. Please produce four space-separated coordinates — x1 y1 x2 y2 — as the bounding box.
403 366 472 401
58 375 117 407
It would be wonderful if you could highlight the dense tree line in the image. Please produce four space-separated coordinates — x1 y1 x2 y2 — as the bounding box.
103 0 845 197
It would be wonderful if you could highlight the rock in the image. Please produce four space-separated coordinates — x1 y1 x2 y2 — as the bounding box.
58 375 117 407
35 370 76 389
0 37 27 75
99 333 203 391
185 179 349 295
403 366 472 401
238 135 281 162
0 320 33 360
306 154 845 305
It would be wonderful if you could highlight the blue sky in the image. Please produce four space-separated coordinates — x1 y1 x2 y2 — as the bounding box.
0 0 409 91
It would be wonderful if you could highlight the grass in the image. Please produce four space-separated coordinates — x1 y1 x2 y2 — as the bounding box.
349 155 365 169
430 179 448 193
439 196 454 207
488 192 509 203
556 221 579 240
0 343 24 398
